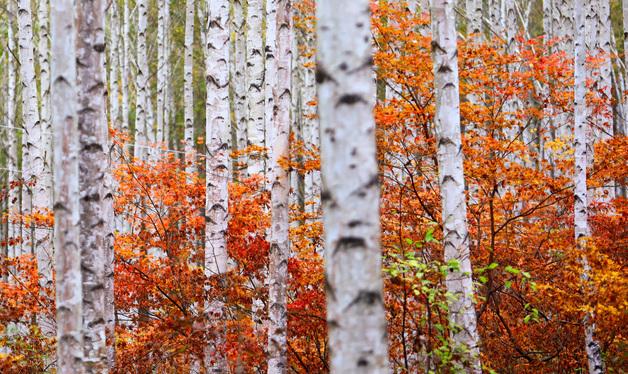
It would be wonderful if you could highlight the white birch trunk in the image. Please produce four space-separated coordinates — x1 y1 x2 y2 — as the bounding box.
430 0 482 371
575 1 605 372
6 3 19 261
232 0 248 177
267 1 291 372
317 1 390 371
135 0 149 161
109 0 120 130
16 0 39 249
265 0 277 179
18 2 52 340
37 0 53 228
466 0 482 36
157 0 167 145
246 0 266 176
184 0 196 177
77 0 109 370
121 0 130 134
202 0 231 371
51 0 84 370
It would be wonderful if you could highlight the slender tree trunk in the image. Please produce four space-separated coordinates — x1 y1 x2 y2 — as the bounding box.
316 1 390 372
16 0 38 251
17 3 52 341
77 0 109 370
163 0 172 149
575 1 605 373
265 0 277 179
184 0 196 177
109 0 120 130
232 0 247 177
157 0 167 145
267 1 291 372
51 0 83 371
430 0 482 372
246 0 266 176
203 0 231 371
6 2 18 261
135 0 149 161
121 0 130 134
37 0 53 229
466 0 482 36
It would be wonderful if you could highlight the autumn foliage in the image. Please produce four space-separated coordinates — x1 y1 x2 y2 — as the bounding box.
0 1 626 373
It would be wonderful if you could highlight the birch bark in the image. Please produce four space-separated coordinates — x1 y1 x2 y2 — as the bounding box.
246 0 266 176
135 0 149 161
157 0 167 145
203 0 231 371
317 1 390 371
267 1 291 372
184 0 196 177
232 0 247 176
575 1 605 372
431 0 482 371
121 0 130 134
466 0 482 36
77 0 109 370
109 0 120 130
6 4 18 260
51 0 83 371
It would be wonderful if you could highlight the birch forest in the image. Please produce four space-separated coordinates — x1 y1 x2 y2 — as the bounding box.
0 0 627 373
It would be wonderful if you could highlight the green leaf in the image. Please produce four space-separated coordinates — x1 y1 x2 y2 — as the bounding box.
505 265 520 275
504 280 512 289
425 228 436 242
479 276 488 284
487 262 499 270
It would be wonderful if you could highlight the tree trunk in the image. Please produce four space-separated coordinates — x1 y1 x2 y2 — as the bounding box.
77 0 109 370
157 0 168 146
121 0 130 134
6 1 19 262
109 0 120 130
51 0 83 371
246 0 266 176
232 0 247 178
203 0 231 371
466 0 482 36
267 1 291 372
316 0 390 372
575 1 605 373
430 0 483 372
184 0 196 177
17 2 52 342
135 0 149 161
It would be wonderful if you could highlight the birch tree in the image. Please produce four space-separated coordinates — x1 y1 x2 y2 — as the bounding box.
157 0 169 145
51 0 83 370
317 1 389 371
233 0 248 176
246 0 266 176
77 0 109 369
430 0 482 371
37 0 53 215
135 0 149 161
203 0 231 370
267 0 292 372
121 0 130 134
17 0 53 340
108 0 120 129
466 0 482 36
184 0 196 177
6 2 19 260
574 1 605 372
